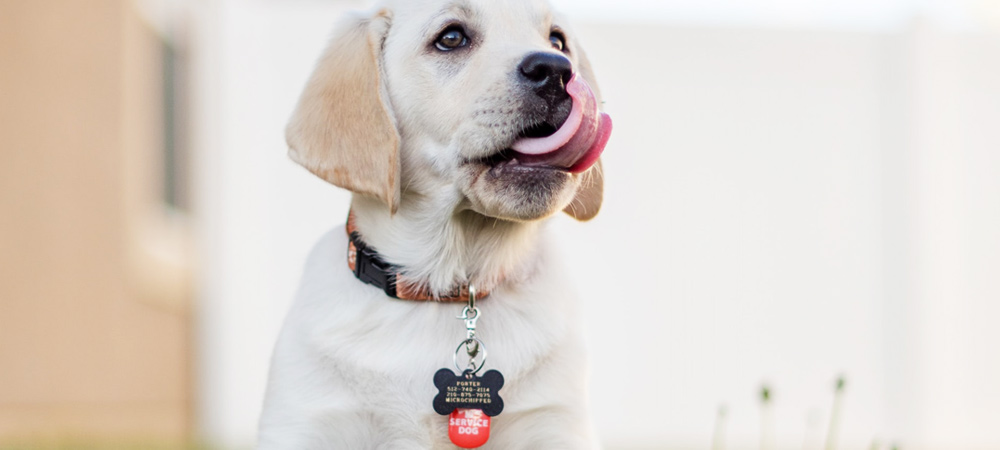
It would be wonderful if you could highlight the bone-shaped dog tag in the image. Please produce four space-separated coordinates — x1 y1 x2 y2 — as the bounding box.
449 408 490 448
433 368 504 416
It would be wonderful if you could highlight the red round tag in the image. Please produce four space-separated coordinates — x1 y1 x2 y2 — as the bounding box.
448 408 491 448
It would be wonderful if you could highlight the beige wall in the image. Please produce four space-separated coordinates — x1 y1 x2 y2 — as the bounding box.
0 0 192 443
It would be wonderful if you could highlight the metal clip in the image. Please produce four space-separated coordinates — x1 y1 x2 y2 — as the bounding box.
465 313 479 340
458 285 480 340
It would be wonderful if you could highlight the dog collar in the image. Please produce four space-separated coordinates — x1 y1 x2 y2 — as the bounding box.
346 212 489 302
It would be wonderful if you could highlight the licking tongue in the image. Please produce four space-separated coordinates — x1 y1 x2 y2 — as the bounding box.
511 74 612 173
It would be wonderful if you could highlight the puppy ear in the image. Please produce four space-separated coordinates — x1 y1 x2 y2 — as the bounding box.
563 42 605 221
286 10 400 212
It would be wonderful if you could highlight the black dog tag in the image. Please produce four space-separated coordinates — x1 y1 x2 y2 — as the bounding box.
432 368 505 417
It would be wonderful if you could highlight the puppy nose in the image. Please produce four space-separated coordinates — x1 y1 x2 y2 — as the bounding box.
518 52 573 99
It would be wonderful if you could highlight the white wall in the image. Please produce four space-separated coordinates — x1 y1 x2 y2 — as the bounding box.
189 1 1000 448
190 1 358 446
879 23 1000 448
566 24 888 449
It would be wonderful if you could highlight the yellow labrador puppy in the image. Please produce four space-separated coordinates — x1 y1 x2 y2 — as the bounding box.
259 0 612 447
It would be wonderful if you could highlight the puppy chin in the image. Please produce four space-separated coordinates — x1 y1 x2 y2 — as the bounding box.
462 161 579 222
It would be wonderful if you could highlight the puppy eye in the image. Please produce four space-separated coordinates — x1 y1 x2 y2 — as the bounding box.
435 27 469 51
549 32 566 52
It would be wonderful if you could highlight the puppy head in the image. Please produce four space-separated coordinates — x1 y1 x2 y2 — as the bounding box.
286 0 610 221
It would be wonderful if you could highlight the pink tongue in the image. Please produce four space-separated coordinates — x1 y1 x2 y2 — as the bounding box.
511 75 612 173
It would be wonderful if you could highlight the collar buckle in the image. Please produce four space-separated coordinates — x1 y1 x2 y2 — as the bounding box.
351 231 398 298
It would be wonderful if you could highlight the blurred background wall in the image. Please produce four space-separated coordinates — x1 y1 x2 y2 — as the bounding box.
1 0 998 449
0 0 193 445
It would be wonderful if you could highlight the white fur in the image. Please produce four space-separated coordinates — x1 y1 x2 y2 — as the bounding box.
258 225 597 449
259 0 604 447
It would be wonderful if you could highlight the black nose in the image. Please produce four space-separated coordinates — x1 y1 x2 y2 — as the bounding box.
518 52 573 100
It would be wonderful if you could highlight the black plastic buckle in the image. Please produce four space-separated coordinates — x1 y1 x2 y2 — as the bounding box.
350 232 398 298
